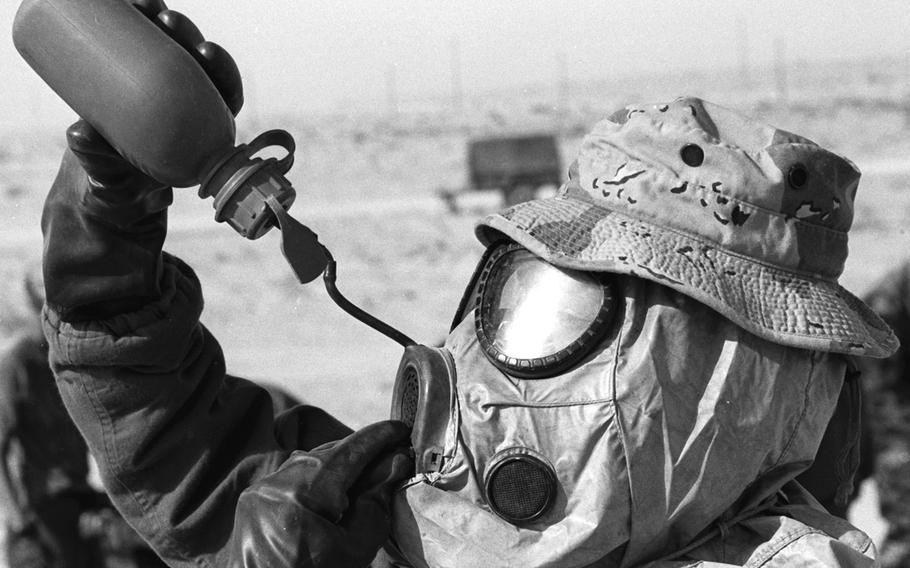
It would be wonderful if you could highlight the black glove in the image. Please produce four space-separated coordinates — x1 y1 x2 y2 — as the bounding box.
42 3 243 321
230 420 415 568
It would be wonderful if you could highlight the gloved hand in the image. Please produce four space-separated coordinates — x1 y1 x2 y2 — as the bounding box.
42 2 243 320
230 420 415 568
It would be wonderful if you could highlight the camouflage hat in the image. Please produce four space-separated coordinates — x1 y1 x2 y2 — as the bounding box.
476 97 898 358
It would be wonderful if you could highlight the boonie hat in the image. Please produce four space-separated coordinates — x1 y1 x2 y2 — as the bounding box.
477 97 898 358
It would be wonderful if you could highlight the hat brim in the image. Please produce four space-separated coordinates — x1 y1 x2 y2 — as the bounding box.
477 196 898 358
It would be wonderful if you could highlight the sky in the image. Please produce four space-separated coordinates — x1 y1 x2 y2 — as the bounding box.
2 0 910 130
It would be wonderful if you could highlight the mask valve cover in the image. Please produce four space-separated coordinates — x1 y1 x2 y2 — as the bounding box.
483 447 558 525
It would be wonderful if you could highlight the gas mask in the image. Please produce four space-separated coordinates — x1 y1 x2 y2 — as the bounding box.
381 240 845 568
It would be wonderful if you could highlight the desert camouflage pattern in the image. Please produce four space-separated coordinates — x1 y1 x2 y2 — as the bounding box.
478 97 898 358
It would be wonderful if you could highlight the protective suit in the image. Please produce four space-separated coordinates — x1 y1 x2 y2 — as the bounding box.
389 268 869 567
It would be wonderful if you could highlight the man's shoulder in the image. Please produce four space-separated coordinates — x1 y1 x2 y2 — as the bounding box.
677 504 876 568
744 513 875 567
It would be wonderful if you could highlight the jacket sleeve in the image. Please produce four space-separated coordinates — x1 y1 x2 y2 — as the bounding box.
41 149 352 567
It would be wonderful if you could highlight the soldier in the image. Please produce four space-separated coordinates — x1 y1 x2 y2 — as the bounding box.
0 268 94 567
856 261 910 567
0 268 168 568
36 6 898 568
378 98 898 567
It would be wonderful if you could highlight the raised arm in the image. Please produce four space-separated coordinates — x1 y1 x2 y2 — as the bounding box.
39 6 412 567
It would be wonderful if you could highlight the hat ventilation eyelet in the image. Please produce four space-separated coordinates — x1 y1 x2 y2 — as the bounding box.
788 163 809 189
680 144 704 167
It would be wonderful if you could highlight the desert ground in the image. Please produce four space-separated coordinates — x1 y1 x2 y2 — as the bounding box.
0 55 907 553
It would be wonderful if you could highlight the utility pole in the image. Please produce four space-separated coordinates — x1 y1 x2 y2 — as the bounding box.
386 63 399 116
450 37 464 120
736 16 750 92
774 36 788 104
556 51 569 132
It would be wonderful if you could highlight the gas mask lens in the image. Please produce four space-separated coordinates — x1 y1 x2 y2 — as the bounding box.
475 243 617 378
